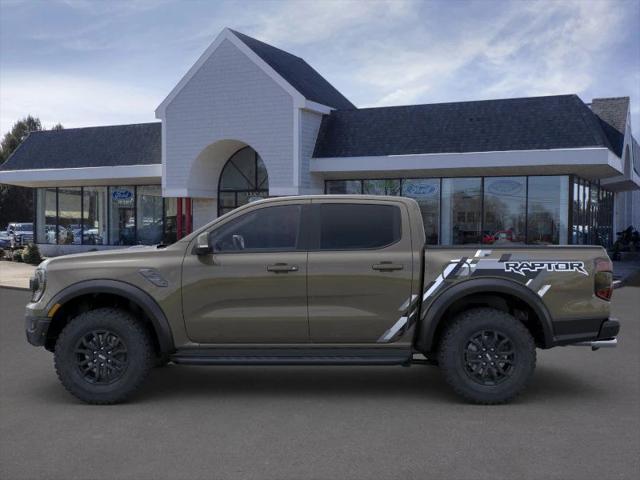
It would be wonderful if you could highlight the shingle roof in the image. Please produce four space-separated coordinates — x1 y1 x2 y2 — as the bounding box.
0 123 161 171
590 97 629 157
313 94 616 158
230 29 355 110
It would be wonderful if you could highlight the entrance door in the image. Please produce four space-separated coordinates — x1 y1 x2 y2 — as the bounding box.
181 201 309 343
307 199 415 343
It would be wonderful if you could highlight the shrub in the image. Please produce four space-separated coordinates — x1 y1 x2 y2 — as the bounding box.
0 247 4 259
13 251 24 262
21 243 43 265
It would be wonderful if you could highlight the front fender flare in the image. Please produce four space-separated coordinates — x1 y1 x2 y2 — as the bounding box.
417 277 554 352
46 279 175 355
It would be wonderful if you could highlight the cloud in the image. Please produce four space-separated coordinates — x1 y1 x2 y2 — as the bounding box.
248 0 411 46
0 72 161 133
346 0 627 107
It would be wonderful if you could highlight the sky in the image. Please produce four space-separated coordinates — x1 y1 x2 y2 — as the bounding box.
1 0 639 135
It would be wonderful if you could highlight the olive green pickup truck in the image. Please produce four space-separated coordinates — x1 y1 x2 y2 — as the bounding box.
25 195 619 404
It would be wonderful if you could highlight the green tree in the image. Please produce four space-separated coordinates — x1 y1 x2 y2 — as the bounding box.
0 116 63 229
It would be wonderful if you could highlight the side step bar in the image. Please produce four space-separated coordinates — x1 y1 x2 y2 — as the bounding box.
171 348 412 366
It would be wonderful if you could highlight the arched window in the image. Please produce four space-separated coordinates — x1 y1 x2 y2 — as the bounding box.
218 146 269 215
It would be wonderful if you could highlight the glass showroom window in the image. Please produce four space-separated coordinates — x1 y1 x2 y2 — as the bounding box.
109 186 136 245
402 178 440 244
163 197 177 244
362 179 401 196
137 186 163 245
483 177 526 245
217 147 269 216
82 187 107 245
36 188 57 244
441 178 482 245
325 180 362 194
527 176 568 245
56 188 82 245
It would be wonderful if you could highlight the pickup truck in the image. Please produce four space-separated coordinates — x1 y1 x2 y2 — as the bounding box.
25 195 620 405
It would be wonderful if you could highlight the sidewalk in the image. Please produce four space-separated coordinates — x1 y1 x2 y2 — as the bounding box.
0 261 35 290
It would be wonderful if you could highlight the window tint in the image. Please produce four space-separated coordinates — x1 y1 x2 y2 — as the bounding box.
210 204 301 252
318 203 401 250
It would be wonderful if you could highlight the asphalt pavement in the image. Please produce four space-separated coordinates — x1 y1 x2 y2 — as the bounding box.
1 283 639 480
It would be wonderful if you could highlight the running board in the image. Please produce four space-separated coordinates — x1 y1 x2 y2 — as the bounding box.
170 348 411 366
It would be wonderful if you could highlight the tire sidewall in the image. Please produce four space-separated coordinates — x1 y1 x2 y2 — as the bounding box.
439 309 536 403
55 309 151 403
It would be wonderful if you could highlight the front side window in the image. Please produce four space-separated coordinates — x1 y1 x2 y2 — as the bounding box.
318 203 401 250
210 204 301 253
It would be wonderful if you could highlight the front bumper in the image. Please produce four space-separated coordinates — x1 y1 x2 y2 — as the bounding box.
570 318 620 351
25 313 51 347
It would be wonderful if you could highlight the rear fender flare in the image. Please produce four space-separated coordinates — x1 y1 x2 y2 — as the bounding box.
46 279 175 355
417 277 554 351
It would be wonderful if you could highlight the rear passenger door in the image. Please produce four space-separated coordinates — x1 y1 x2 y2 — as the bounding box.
306 199 414 343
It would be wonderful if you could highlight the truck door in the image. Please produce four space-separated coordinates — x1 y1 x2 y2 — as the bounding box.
307 199 414 343
181 201 309 343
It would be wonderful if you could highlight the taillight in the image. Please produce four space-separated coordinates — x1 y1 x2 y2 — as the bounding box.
594 257 613 301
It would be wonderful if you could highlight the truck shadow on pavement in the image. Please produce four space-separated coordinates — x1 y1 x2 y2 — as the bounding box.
31 362 607 406
128 363 607 405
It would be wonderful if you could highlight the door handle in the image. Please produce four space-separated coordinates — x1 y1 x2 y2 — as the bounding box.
267 263 299 273
372 262 404 272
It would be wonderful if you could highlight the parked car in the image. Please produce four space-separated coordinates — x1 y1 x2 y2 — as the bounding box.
24 195 619 405
7 222 34 248
0 231 11 249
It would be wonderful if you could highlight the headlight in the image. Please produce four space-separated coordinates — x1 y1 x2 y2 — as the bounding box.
30 268 47 302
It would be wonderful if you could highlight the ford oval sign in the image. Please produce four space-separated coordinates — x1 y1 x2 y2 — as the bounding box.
487 179 523 195
112 189 133 201
403 182 438 197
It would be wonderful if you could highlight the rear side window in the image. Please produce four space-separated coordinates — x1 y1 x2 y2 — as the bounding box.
210 204 301 252
318 203 401 250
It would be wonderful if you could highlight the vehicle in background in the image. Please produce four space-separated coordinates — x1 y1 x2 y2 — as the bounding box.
0 231 11 248
7 222 34 248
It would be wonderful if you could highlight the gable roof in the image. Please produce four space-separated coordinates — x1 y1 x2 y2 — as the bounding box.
590 97 629 157
0 123 161 171
156 28 355 116
229 30 355 110
313 94 616 158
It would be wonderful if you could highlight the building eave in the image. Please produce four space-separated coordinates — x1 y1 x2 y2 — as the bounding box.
311 147 624 182
0 164 162 188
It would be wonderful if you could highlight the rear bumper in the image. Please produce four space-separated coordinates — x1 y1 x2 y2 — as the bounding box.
569 318 620 350
25 314 50 347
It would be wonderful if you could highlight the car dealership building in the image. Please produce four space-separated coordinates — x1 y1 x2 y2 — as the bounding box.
1 28 638 256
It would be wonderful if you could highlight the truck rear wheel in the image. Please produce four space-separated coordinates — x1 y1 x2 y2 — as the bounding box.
437 307 536 404
54 308 153 404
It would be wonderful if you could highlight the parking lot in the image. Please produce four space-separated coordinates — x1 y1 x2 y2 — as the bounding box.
1 281 639 480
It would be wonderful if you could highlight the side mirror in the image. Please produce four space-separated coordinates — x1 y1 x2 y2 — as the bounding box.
195 232 212 255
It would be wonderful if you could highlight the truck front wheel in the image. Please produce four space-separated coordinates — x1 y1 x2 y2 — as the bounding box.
437 307 536 404
54 308 153 404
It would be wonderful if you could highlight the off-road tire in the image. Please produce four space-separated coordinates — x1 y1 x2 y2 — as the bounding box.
54 308 153 404
437 307 536 404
